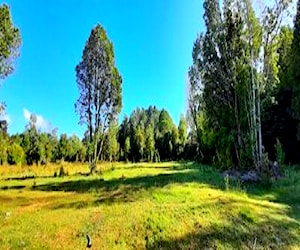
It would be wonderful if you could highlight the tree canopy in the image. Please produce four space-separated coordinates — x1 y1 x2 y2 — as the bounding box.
75 24 122 172
2 0 300 174
0 3 21 81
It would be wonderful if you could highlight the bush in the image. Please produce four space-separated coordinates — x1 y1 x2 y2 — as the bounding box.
0 137 8 165
7 143 25 166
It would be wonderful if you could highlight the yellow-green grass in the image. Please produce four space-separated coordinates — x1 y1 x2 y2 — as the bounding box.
0 162 299 249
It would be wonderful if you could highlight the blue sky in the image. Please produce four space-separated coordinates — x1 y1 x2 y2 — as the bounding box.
1 1 295 138
0 0 204 137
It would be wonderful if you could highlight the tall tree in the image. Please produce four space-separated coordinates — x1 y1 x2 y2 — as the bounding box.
178 115 187 158
103 122 119 162
75 24 122 173
0 4 21 121
0 124 8 165
124 136 131 162
0 4 21 81
145 125 155 162
157 109 176 160
291 0 300 134
189 0 292 170
22 114 41 165
118 115 130 160
189 0 250 168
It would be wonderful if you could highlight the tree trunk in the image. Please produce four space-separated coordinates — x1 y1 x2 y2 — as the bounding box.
251 48 258 167
257 83 263 163
234 89 241 167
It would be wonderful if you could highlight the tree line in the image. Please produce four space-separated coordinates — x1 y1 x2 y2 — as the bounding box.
1 1 300 173
0 106 190 166
188 0 300 170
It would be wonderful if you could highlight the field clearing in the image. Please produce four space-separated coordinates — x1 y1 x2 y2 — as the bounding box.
0 162 299 249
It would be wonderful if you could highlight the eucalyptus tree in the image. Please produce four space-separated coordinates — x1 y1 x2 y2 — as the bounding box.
189 0 250 168
188 0 292 169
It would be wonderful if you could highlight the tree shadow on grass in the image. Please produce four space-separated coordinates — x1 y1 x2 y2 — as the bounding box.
32 165 222 205
146 216 300 249
2 162 300 223
1 185 26 190
143 194 300 249
121 162 197 171
245 173 300 222
2 163 300 248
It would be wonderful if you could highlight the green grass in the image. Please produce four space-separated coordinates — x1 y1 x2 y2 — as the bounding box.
0 162 299 249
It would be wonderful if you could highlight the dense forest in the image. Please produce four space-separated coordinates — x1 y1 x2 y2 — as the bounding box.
1 0 300 174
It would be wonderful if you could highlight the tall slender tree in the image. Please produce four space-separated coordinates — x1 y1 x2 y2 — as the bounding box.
291 0 300 132
75 24 122 173
0 4 21 125
0 4 21 81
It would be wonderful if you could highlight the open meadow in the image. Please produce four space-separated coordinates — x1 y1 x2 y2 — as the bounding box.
0 162 300 250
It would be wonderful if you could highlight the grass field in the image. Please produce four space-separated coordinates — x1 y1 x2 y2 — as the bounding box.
0 162 299 249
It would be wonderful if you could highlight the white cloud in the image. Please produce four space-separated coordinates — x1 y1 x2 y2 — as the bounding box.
23 108 31 121
23 108 52 132
4 114 11 124
0 114 11 124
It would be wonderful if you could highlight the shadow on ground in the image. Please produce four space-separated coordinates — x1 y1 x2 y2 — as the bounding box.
31 164 222 205
146 214 300 249
2 162 300 222
1 163 300 248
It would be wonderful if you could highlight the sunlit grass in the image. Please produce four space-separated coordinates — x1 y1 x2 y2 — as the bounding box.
0 162 299 249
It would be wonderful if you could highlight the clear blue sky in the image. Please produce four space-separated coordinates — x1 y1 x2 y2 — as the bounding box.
0 0 204 137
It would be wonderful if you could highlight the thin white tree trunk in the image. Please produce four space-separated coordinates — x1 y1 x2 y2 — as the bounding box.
251 47 258 167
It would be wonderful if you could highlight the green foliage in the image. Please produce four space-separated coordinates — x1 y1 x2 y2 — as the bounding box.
188 0 292 170
290 0 300 139
22 115 42 165
103 122 119 162
0 4 21 80
7 142 25 165
278 26 293 88
189 0 251 169
75 24 122 172
1 0 299 170
178 115 187 157
134 125 145 161
262 20 299 165
117 106 182 163
2 117 86 166
158 109 173 135
275 139 285 165
56 134 86 162
0 132 8 164
145 125 155 162
124 136 131 162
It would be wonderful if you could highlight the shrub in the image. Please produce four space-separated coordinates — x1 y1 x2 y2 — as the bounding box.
7 143 25 166
0 138 8 165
